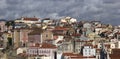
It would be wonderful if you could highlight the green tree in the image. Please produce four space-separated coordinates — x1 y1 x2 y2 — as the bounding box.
7 37 12 46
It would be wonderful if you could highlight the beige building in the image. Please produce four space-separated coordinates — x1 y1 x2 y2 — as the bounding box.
14 29 20 48
0 21 6 32
14 28 30 48
41 30 53 41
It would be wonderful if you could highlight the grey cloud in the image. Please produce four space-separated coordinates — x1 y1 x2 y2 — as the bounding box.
0 0 120 25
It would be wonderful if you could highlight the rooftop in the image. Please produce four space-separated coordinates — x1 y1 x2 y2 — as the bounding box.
29 42 57 49
22 17 39 21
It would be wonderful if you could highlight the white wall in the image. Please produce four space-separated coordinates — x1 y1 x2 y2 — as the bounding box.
117 41 120 48
83 46 96 57
110 43 115 49
55 36 64 45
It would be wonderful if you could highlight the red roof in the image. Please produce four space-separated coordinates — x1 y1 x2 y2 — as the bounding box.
41 43 57 48
62 53 95 59
84 43 93 47
53 27 68 31
62 53 80 56
110 54 120 59
22 17 39 21
109 49 120 59
29 43 57 49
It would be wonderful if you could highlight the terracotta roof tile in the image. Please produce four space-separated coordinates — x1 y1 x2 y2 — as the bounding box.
53 27 68 31
109 49 120 59
84 43 93 47
29 43 57 49
28 28 43 35
112 49 120 54
62 53 95 59
105 44 110 48
40 43 57 48
23 17 39 21
110 54 120 59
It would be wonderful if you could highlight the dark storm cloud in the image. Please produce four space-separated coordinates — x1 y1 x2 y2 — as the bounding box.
0 0 120 25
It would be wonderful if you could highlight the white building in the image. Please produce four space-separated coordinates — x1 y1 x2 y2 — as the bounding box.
83 22 92 29
116 41 120 48
83 46 96 57
27 43 57 59
110 43 115 49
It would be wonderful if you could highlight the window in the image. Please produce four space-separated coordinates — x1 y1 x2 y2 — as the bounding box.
46 34 48 37
85 53 87 55
34 57 41 59
89 52 91 55
89 50 91 52
64 45 68 51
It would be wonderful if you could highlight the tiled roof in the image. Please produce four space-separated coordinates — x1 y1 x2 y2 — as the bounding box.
28 28 43 35
110 54 120 59
112 49 120 54
70 56 95 59
41 43 57 48
109 49 120 59
29 43 57 49
84 43 93 47
22 17 39 21
63 53 80 56
94 45 98 48
62 53 95 59
28 30 41 35
104 44 110 48
53 27 68 31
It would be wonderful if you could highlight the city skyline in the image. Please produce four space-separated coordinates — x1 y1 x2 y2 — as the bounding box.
0 0 120 25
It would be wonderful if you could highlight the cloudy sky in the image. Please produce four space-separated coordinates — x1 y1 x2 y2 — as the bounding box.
0 0 120 25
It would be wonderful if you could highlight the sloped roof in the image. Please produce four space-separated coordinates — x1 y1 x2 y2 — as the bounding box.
29 43 57 49
28 28 43 35
22 17 39 21
53 26 68 31
40 42 57 48
62 53 95 59
110 49 120 59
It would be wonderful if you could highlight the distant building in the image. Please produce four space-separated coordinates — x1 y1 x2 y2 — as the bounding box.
26 43 57 59
15 17 40 28
83 45 96 57
41 30 53 41
62 52 96 59
0 21 6 32
116 41 120 48
14 28 30 48
83 22 92 29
